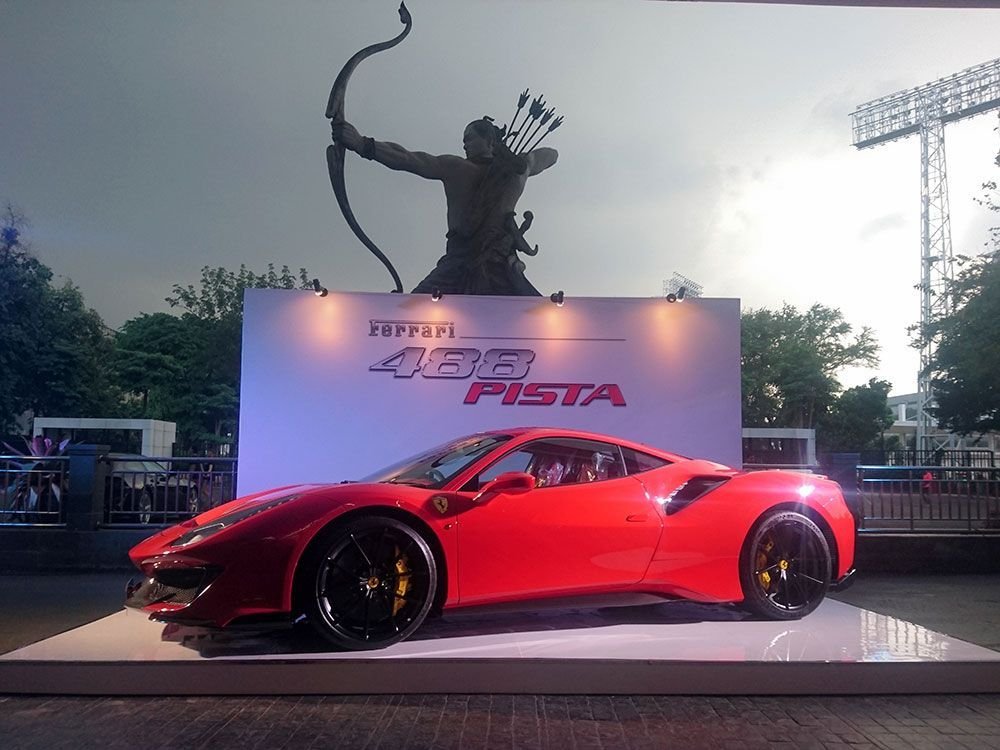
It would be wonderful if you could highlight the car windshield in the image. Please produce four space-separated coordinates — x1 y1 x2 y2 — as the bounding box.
360 434 512 489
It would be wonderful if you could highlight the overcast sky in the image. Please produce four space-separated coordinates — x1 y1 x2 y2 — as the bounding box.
3 0 999 396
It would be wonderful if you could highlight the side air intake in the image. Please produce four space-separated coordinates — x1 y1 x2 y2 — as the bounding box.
663 476 730 516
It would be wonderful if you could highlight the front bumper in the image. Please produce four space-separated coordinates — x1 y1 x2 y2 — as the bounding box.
125 566 220 622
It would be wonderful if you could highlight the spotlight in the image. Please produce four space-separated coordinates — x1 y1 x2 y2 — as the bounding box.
665 293 677 303
677 286 687 301
312 278 328 298
666 286 687 304
549 290 564 307
431 288 443 302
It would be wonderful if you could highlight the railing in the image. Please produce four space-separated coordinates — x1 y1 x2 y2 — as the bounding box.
6 454 999 534
0 455 69 526
102 456 238 527
857 465 1000 533
0 452 238 528
859 449 995 468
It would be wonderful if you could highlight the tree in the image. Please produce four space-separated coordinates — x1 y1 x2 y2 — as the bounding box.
0 206 48 432
817 378 894 452
112 313 192 414
919 180 1000 435
116 264 311 452
34 283 118 419
0 205 116 433
741 304 880 429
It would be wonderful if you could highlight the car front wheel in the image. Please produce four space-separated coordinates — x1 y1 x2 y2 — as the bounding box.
739 510 831 620
303 516 437 650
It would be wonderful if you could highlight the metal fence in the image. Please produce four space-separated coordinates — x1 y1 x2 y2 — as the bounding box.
102 456 238 527
857 465 1000 533
859 449 996 468
0 453 237 528
0 455 69 526
5 454 1000 534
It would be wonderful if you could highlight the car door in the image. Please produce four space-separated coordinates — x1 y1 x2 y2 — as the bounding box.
454 438 663 604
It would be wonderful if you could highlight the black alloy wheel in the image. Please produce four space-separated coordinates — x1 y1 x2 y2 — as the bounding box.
739 510 831 620
304 516 437 650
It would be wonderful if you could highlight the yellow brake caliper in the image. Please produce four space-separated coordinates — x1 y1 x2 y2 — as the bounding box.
393 547 410 615
757 537 775 591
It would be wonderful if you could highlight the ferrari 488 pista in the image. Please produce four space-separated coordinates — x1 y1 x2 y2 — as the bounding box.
126 427 856 649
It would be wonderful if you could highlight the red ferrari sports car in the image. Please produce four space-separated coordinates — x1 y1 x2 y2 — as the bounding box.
126 427 856 650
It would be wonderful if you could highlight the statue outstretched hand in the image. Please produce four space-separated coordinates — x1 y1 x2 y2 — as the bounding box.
331 120 363 152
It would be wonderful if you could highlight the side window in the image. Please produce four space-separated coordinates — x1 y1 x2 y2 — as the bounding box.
476 450 533 486
473 438 626 490
620 447 670 475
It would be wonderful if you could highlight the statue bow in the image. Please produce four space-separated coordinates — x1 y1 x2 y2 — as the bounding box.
326 2 412 293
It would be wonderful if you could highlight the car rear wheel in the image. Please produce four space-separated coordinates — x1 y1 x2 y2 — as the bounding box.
739 510 831 620
303 516 437 650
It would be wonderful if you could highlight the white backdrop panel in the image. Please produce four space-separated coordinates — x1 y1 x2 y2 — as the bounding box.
238 290 740 494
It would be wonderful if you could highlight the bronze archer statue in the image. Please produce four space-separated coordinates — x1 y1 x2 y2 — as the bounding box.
332 113 558 295
325 4 562 295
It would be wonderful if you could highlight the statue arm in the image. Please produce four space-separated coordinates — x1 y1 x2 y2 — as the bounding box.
332 120 451 180
527 147 558 177
370 140 456 180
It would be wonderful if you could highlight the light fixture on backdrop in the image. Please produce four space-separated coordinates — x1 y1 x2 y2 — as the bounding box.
666 286 686 303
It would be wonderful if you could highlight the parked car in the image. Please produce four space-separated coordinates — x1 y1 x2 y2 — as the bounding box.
126 427 857 650
105 454 200 525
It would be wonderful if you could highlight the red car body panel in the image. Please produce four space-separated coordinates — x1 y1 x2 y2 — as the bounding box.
128 428 856 628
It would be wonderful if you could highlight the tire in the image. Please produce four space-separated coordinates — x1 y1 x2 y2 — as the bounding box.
301 516 437 650
739 510 831 620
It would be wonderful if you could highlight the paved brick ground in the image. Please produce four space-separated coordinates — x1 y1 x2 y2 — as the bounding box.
2 694 1000 749
4 572 1000 748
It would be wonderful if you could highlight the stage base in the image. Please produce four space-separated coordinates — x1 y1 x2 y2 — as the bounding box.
2 599 998 695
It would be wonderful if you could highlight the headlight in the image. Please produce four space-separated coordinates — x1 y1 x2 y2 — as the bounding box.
170 493 299 547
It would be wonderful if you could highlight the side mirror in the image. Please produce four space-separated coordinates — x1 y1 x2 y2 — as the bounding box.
473 471 536 503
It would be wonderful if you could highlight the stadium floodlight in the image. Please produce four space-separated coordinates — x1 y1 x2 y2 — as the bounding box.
851 58 1000 451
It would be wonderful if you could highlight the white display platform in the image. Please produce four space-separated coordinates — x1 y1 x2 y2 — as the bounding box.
2 600 998 695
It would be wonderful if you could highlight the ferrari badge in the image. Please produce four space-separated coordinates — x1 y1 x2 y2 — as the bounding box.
432 495 449 515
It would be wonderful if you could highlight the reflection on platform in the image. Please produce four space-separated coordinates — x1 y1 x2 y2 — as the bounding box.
859 607 956 662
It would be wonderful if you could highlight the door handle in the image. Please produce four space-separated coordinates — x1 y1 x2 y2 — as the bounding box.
626 514 647 522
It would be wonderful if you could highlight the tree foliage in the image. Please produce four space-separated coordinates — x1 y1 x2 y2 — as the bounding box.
0 205 116 433
741 303 880 430
919 180 1000 435
115 264 311 452
816 378 894 452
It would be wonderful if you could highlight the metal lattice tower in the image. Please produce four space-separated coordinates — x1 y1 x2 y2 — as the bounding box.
851 58 1000 452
